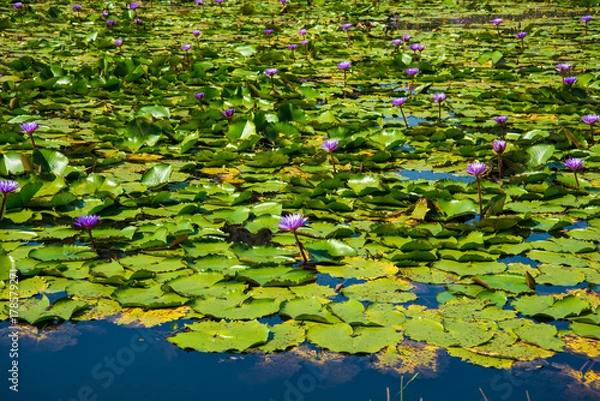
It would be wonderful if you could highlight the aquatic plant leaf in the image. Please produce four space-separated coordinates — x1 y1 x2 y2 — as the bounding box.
168 320 270 352
342 277 415 303
163 272 226 296
191 295 280 320
570 322 600 340
65 281 115 299
113 286 188 308
237 267 316 287
261 321 306 353
433 260 505 277
306 239 357 260
374 343 439 374
513 321 564 351
141 163 172 187
526 144 555 167
512 295 590 320
327 298 375 326
404 318 457 347
447 347 513 369
29 245 97 262
306 323 402 354
474 274 533 294
435 199 477 219
280 298 341 324
317 257 397 279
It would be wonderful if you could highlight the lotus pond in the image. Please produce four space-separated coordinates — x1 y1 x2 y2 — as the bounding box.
1 0 600 399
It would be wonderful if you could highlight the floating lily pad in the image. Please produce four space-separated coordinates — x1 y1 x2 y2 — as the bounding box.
168 320 270 352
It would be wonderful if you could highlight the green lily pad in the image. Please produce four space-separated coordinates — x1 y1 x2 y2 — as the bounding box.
306 323 402 354
168 320 269 352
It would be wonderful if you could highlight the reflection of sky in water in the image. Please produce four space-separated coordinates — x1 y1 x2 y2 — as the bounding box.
398 169 475 183
0 319 592 401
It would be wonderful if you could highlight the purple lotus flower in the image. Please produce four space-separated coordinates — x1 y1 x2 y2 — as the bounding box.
299 28 307 35
72 5 82 12
101 10 109 18
193 30 201 37
0 180 19 194
433 93 446 103
563 76 577 86
556 63 572 73
565 158 584 187
181 44 192 51
409 43 425 52
20 121 39 134
322 139 339 152
301 40 308 46
74 215 101 228
406 67 419 76
115 39 123 47
264 68 278 77
107 20 117 27
129 3 139 10
338 61 351 70
196 0 204 4
492 18 503 26
215 0 224 3
467 162 488 176
582 114 600 125
494 116 508 124
392 98 409 128
565 158 584 170
222 108 235 118
279 214 309 263
13 2 23 8
392 39 403 46
516 31 528 39
134 18 142 24
0 180 19 221
493 139 506 154
279 214 308 231
341 23 352 30
195 92 205 100
402 34 411 42
287 44 298 50
280 0 287 5
392 97 407 107
264 29 273 35
581 15 592 23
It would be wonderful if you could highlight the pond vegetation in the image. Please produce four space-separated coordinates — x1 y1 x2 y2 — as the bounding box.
1 0 600 397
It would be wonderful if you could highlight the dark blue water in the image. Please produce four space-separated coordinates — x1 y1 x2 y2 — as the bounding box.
0 320 597 401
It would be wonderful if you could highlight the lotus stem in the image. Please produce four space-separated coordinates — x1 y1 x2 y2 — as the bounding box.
329 151 337 174
400 106 408 128
574 171 580 189
497 154 503 181
0 194 7 221
438 103 442 123
87 228 96 250
590 126 595 146
476 176 483 218
293 231 308 264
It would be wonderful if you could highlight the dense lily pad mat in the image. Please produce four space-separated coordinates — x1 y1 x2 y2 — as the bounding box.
1 0 600 373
